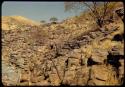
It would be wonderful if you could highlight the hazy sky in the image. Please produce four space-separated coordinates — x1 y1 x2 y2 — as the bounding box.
2 1 83 23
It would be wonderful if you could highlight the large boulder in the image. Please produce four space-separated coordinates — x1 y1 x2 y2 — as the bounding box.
91 49 108 63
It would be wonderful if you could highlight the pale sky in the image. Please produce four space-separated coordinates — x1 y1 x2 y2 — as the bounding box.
2 1 84 23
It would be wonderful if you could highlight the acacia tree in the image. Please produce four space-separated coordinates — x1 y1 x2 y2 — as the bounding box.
50 17 58 23
64 2 117 27
40 20 46 24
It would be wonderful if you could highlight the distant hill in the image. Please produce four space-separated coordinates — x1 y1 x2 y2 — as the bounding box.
2 16 41 30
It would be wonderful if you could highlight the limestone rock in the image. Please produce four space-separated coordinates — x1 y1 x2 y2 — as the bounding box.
2 3 124 86
91 49 108 63
91 65 109 81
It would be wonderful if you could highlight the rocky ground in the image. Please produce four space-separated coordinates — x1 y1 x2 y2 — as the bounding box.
2 7 124 86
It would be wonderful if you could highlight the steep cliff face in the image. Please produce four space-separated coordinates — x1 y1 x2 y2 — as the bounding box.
2 7 124 86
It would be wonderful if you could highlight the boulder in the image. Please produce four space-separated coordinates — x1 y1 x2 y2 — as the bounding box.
91 65 109 81
91 49 108 63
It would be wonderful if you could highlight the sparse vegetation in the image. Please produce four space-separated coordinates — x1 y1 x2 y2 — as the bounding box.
50 17 58 24
40 20 46 24
2 2 124 86
64 2 121 27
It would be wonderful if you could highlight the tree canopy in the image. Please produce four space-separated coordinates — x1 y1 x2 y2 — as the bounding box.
50 17 58 23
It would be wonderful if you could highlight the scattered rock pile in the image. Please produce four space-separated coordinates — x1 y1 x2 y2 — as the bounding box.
2 7 124 86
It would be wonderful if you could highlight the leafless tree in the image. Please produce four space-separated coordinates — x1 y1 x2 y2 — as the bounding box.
64 2 117 27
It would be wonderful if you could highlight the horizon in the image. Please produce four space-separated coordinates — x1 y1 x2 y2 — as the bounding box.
2 1 84 23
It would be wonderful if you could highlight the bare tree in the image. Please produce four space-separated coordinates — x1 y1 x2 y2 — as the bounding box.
64 2 117 27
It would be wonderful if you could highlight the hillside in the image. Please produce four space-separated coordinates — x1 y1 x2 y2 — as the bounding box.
2 16 41 30
2 4 124 86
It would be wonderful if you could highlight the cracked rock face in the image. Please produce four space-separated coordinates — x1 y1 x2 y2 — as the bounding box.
2 5 124 86
2 24 124 86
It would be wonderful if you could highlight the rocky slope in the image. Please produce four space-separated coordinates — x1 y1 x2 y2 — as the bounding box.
2 7 124 86
2 16 41 30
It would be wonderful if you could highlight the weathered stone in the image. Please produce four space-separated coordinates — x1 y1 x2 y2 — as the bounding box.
92 79 106 85
2 6 124 86
63 70 76 85
68 58 80 68
49 73 61 85
69 51 81 59
2 63 21 86
110 46 124 55
91 49 108 63
89 32 97 39
91 65 109 81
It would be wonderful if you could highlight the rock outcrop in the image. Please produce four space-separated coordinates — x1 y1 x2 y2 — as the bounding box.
2 4 124 86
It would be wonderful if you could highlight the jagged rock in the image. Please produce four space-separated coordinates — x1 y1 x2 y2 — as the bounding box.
91 49 108 63
110 46 124 55
91 65 109 81
90 79 106 85
119 59 124 80
69 51 81 59
63 70 76 85
99 28 106 33
76 66 90 85
2 63 20 85
2 3 124 86
68 58 80 68
20 72 29 82
89 65 119 85
115 7 124 22
33 80 50 86
89 32 97 39
49 73 61 85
